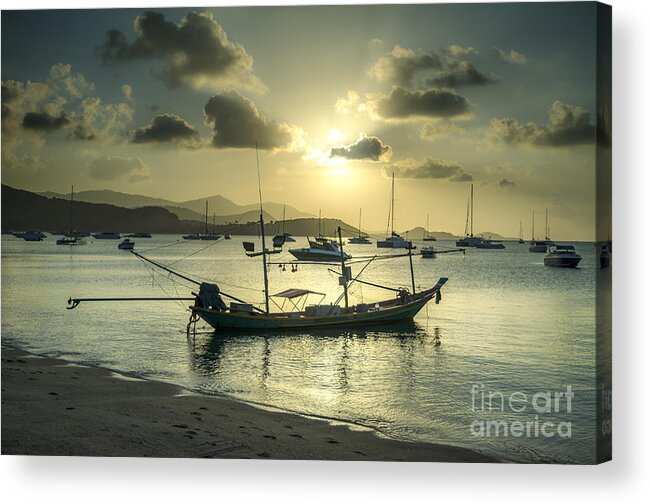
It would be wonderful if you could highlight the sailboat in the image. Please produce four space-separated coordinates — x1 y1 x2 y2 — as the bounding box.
377 173 409 248
423 213 437 241
56 186 87 246
183 202 220 240
456 184 482 247
272 205 296 247
518 220 525 244
529 209 553 253
349 208 372 244
67 148 449 331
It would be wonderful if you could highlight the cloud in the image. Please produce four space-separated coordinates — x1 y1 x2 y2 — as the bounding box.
89 156 150 182
369 87 470 122
386 157 472 181
99 11 264 92
427 61 496 87
369 45 442 87
203 90 303 151
121 84 133 101
131 113 199 144
497 178 516 188
420 122 466 140
494 47 527 65
445 45 478 58
329 134 392 161
334 90 366 115
48 63 95 98
22 111 71 132
490 100 595 148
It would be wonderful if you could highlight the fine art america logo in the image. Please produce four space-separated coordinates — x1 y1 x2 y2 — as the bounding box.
470 384 573 439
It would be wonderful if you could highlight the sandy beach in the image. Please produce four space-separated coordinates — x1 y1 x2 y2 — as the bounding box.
1 346 496 462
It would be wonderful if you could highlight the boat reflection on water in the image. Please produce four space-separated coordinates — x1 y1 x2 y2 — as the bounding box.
187 321 440 398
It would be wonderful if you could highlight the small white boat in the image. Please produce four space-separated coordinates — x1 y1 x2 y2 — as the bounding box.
477 239 505 249
544 244 581 268
289 236 351 261
56 236 87 246
118 238 135 250
421 246 436 258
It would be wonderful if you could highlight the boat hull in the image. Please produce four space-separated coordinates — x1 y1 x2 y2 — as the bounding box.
193 289 440 331
544 256 581 268
288 249 350 261
529 245 547 253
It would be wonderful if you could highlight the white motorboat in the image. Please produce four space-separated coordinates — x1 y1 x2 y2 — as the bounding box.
118 238 135 250
289 236 351 262
544 244 581 268
421 246 436 258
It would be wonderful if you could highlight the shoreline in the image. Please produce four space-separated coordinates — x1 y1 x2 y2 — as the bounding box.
1 345 497 462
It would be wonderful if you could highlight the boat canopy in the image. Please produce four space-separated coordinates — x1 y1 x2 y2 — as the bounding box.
273 288 326 299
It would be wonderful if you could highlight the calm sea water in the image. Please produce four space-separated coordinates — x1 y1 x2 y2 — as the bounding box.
1 234 609 463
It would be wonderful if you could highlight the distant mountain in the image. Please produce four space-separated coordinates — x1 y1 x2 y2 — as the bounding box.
2 185 349 237
39 189 313 221
403 227 458 240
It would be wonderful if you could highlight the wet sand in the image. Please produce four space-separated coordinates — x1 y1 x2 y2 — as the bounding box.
1 346 497 462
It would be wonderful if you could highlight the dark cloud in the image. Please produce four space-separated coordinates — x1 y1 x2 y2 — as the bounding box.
22 111 70 132
89 156 150 182
371 87 470 121
70 124 96 141
203 90 301 151
497 178 515 188
99 11 262 91
131 113 199 144
388 157 472 181
329 134 392 161
370 45 442 87
428 61 496 87
490 101 595 148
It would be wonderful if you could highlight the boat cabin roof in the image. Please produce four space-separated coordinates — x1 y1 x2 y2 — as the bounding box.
273 288 326 299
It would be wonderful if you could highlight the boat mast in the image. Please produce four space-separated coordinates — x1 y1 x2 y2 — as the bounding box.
391 172 395 235
255 143 270 314
337 226 349 308
69 185 74 233
464 199 469 237
282 205 286 235
358 208 362 238
204 201 208 235
470 183 474 237
425 212 429 239
532 210 535 241
545 208 549 241
318 209 321 237
519 220 523 240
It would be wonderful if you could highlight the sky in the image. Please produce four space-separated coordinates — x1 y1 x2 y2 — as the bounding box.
1 2 610 240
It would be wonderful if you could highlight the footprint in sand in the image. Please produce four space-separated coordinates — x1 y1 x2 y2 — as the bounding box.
48 392 58 396
325 438 339 444
263 435 276 440
353 450 367 456
172 424 189 429
66 407 74 410
289 434 304 440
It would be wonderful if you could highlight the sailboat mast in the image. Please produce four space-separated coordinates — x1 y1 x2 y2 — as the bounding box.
532 210 535 241
470 183 474 237
391 172 395 234
464 199 469 236
282 205 286 235
337 227 349 308
358 208 362 238
204 201 208 235
519 220 523 240
318 209 321 237
69 185 74 232
425 213 429 239
255 143 270 314
545 208 549 240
